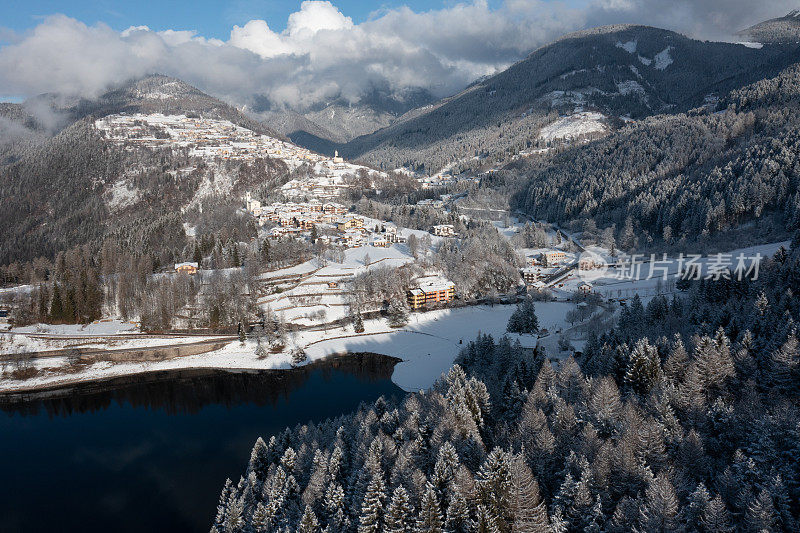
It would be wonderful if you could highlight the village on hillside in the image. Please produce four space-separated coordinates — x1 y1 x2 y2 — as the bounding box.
95 113 322 167
0 112 786 394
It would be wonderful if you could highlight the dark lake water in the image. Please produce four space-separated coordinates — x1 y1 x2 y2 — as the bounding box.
0 354 403 533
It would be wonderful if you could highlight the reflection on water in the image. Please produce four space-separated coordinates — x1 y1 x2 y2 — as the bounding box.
0 354 403 533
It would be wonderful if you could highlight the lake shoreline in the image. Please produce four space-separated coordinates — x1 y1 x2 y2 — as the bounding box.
0 351 402 403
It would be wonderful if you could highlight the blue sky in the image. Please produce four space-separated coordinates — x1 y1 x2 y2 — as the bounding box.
3 0 510 39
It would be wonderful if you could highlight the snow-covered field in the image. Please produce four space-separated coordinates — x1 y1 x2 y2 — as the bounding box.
538 112 607 142
259 240 427 326
0 303 575 393
10 319 139 336
305 303 574 391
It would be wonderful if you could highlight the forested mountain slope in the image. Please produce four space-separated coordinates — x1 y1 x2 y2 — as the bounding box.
509 62 800 248
0 77 297 266
338 25 799 173
0 103 51 164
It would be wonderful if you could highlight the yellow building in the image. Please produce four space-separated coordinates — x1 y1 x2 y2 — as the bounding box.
337 216 364 231
175 262 199 275
407 279 456 309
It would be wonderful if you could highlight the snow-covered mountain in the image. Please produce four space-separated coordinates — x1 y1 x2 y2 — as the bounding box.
335 25 800 173
0 76 376 264
257 86 436 154
738 10 800 44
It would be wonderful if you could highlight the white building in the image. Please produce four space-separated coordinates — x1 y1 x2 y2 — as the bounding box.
542 250 566 267
432 224 456 237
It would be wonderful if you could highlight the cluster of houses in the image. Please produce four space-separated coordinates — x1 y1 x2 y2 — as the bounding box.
416 174 480 190
95 114 325 168
535 250 567 267
417 198 446 209
280 158 366 200
518 249 599 294
96 114 395 205
520 250 569 286
245 195 407 248
418 175 457 189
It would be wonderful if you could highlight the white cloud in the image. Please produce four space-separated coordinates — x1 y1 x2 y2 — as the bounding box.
229 19 293 58
286 1 353 37
0 0 793 110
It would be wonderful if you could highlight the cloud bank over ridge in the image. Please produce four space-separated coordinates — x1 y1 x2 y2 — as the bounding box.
0 0 793 110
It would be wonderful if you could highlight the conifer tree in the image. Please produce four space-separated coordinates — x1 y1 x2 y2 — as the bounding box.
251 501 273 532
624 338 662 395
769 332 798 393
248 437 271 481
683 482 709 527
474 505 501 533
509 455 548 532
444 489 472 533
255 339 268 359
506 298 539 334
745 488 776 532
298 505 319 533
476 448 513 530
701 496 732 533
638 473 679 532
385 485 415 533
324 482 346 525
358 472 386 533
548 508 568 533
417 483 444 533
280 447 297 473
353 311 365 333
584 497 604 533
49 283 64 322
431 442 460 505
213 478 234 531
588 376 621 437
663 335 688 383
387 299 409 328
224 493 245 533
